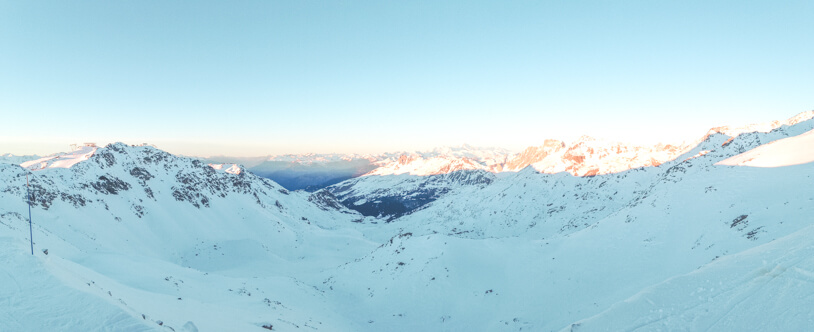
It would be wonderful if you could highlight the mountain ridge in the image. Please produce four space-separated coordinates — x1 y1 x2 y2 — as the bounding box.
196 111 814 190
0 111 812 331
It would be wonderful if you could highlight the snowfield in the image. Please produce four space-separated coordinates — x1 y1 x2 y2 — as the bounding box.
0 112 813 331
20 145 97 171
566 223 814 331
717 128 814 167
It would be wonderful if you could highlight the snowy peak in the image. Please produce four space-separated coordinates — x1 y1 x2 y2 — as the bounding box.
706 110 814 139
20 145 97 171
6 142 311 215
502 139 566 172
0 143 365 331
366 138 689 178
358 112 814 178
367 155 488 176
548 138 687 176
208 163 242 175
786 110 814 126
3 114 814 332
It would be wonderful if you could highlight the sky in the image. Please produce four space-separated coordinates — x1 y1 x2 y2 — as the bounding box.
1 0 812 157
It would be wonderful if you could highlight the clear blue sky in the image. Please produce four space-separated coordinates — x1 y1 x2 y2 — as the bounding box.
1 0 812 156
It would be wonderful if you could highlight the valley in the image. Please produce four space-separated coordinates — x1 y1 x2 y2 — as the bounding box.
1 112 813 331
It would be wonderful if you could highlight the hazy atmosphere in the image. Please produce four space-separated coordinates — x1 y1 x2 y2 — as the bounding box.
2 1 812 156
3 2 814 332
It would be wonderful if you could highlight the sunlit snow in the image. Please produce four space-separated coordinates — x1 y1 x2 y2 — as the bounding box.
19 145 97 171
716 128 814 167
0 112 813 331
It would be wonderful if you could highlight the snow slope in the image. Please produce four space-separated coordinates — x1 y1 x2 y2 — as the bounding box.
328 111 813 220
19 146 97 171
0 236 154 331
716 128 814 167
316 112 814 331
566 223 814 331
327 170 494 220
1 111 813 331
0 143 372 331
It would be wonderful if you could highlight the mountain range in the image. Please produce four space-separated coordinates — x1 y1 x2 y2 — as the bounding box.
0 111 813 331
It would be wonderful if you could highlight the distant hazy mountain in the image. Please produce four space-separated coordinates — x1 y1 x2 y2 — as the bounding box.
203 146 511 192
0 153 40 165
249 154 380 191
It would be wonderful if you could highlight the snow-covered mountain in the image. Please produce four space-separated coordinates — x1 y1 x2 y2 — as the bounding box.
317 112 814 331
204 146 509 192
1 111 813 331
716 122 814 167
206 137 685 193
367 139 688 178
327 170 495 220
0 143 368 331
246 154 381 192
326 112 812 219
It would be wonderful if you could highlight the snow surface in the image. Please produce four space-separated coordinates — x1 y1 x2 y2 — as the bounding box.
716 128 814 167
1 112 813 331
19 146 97 171
1 144 370 331
564 224 814 331
0 236 153 331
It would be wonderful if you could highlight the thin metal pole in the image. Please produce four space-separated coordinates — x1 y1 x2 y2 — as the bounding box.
27 174 33 255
